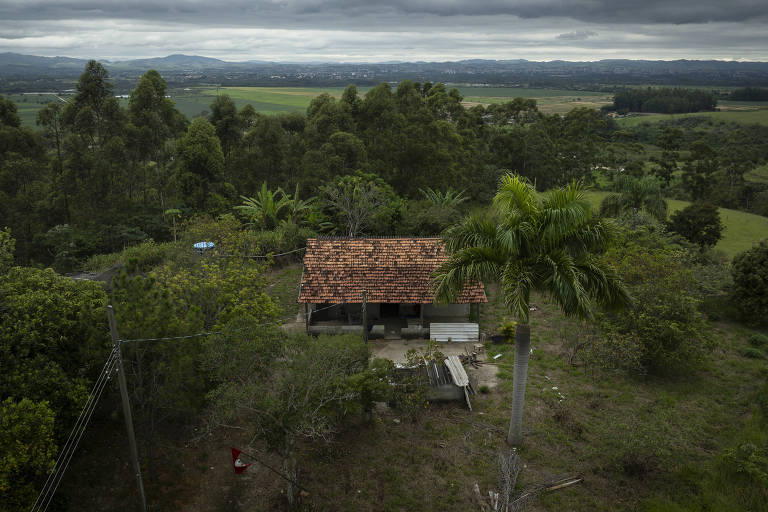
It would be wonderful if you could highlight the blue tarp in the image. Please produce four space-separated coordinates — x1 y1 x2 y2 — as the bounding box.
193 241 215 253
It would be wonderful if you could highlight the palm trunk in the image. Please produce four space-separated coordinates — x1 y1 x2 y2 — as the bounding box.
507 323 531 446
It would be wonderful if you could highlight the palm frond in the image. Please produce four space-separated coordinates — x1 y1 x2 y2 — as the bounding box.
537 251 594 320
442 213 500 253
432 247 503 303
577 255 633 311
599 193 625 218
493 173 539 220
500 261 536 322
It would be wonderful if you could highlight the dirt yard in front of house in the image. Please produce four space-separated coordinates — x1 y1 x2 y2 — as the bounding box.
369 339 500 389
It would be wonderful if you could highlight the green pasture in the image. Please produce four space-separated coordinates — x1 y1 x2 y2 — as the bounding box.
4 93 64 126
745 163 768 185
617 102 768 127
584 190 768 258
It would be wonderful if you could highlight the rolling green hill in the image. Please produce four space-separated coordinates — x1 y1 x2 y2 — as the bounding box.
584 191 768 258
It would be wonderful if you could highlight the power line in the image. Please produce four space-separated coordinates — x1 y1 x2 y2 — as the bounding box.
31 348 118 512
120 331 223 344
215 246 306 259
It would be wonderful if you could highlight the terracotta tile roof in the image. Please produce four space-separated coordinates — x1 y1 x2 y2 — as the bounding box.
299 237 487 304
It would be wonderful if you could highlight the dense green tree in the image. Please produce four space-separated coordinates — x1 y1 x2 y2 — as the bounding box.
600 175 668 222
0 97 49 264
652 126 683 185
681 140 718 200
0 94 21 127
0 227 13 271
0 398 56 512
433 173 630 445
731 241 768 326
175 117 227 212
128 70 186 161
601 236 713 374
0 263 110 510
667 203 723 248
209 94 242 156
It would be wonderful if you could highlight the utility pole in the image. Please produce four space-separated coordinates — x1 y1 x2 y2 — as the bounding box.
361 290 368 344
107 305 148 512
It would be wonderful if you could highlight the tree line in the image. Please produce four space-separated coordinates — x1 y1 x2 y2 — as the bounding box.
1 61 613 270
610 87 717 114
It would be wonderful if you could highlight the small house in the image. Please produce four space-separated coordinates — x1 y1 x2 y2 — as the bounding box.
298 237 487 340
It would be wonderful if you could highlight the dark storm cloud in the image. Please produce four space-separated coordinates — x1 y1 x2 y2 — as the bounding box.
0 0 766 61
556 31 597 41
1 0 766 27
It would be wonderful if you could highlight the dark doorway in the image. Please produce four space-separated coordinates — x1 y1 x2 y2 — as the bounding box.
380 303 399 318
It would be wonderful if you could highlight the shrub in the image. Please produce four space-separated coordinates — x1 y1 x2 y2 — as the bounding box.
721 442 768 487
84 239 176 272
667 203 723 248
749 333 768 348
741 347 764 359
500 320 517 341
601 240 713 375
731 241 768 326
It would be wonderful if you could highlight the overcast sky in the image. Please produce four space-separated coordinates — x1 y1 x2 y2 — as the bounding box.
0 0 767 62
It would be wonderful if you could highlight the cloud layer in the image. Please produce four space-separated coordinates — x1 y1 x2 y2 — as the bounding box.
0 0 766 61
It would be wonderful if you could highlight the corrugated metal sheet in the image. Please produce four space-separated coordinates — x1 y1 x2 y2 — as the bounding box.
444 355 469 387
429 323 479 342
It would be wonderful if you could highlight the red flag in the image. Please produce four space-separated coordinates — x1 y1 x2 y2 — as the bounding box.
230 446 252 474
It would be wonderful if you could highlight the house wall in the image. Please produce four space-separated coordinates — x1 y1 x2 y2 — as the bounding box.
423 303 471 320
307 302 472 326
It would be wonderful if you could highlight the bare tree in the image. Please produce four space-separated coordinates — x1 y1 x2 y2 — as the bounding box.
205 324 368 509
322 175 390 237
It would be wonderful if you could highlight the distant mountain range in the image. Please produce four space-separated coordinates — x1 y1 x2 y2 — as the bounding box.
2 52 768 88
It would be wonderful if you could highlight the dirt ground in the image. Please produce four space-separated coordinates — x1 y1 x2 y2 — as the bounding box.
369 339 500 389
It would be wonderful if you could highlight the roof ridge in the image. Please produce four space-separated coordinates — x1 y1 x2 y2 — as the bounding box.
312 236 442 240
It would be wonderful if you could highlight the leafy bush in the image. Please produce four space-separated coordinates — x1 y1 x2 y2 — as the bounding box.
398 200 459 236
601 239 713 374
749 333 768 348
731 241 768 326
500 319 517 341
84 239 177 272
0 227 14 271
741 347 764 359
721 442 768 488
667 203 723 248
252 222 316 262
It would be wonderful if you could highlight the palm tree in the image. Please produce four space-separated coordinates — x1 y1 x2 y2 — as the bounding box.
432 173 630 445
599 174 667 222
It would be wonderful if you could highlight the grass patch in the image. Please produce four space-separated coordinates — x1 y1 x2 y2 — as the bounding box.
264 263 303 321
583 191 768 258
616 105 768 128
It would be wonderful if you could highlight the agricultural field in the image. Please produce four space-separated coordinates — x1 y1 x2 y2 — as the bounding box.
456 86 613 114
616 100 768 128
6 85 618 126
3 92 66 126
584 191 768 258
